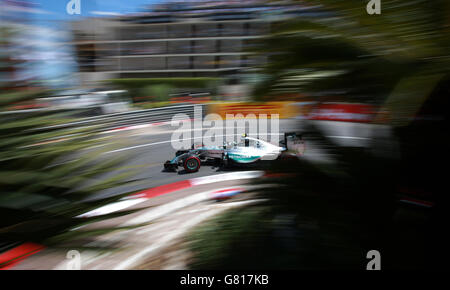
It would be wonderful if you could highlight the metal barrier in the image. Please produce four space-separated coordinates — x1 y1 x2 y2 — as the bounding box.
2 104 205 132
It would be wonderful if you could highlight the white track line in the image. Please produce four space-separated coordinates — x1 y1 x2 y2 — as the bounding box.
327 136 370 140
190 171 264 186
104 133 283 154
77 198 148 218
121 186 248 226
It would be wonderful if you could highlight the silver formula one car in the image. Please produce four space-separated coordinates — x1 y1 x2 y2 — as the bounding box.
164 132 304 173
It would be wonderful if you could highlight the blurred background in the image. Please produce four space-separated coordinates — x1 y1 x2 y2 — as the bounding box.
1 0 450 270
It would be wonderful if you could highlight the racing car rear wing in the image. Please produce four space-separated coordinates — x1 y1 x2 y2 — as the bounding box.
282 132 305 155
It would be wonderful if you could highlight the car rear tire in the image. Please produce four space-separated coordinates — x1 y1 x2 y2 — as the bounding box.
183 156 201 173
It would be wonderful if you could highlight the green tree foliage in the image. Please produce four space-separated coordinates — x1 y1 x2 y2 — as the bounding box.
140 84 173 102
188 129 401 269
0 89 147 253
254 0 450 111
108 78 220 90
187 0 450 270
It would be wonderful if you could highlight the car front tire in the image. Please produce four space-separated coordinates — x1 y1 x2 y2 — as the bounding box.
183 156 201 173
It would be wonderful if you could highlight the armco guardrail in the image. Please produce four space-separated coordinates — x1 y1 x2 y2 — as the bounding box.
55 104 205 131
2 104 205 133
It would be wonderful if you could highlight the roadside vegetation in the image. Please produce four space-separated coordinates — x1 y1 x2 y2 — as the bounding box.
187 129 400 269
108 77 221 104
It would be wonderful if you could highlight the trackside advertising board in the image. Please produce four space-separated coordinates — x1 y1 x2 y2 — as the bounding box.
207 102 298 119
208 102 378 123
308 103 377 123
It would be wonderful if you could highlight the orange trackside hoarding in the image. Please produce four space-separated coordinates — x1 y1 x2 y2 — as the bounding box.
207 102 298 119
